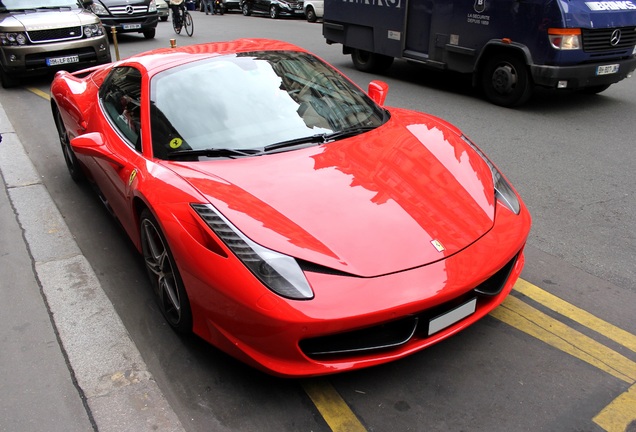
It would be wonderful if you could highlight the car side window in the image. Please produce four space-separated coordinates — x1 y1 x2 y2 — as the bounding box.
99 66 142 151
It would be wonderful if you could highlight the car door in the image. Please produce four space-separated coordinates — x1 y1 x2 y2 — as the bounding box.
92 65 145 241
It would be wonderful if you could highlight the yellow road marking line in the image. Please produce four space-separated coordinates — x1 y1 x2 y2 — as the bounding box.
593 383 636 432
26 87 50 101
514 279 636 353
302 379 367 432
491 295 636 383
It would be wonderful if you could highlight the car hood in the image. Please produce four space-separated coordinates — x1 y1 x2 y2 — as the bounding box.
168 110 496 277
3 9 97 30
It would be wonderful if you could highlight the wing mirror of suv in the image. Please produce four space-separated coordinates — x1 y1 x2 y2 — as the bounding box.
368 80 389 106
82 0 94 7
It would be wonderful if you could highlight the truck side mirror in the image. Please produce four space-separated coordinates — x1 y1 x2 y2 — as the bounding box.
368 80 389 106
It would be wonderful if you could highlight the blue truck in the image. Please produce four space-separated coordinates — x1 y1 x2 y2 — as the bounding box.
323 0 636 106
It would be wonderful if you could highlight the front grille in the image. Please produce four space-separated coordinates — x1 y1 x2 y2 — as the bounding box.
299 254 520 360
27 27 83 43
109 5 149 15
582 27 636 53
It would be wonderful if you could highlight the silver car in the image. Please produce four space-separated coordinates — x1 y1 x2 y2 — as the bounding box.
0 0 111 87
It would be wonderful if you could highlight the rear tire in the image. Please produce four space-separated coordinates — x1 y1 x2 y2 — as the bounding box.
351 48 394 73
481 53 533 107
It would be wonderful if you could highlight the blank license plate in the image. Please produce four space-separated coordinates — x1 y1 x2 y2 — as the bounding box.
46 55 80 66
597 64 619 75
428 298 477 336
123 23 142 29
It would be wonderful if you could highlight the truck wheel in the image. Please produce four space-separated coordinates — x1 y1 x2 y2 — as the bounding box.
242 2 251 15
351 49 394 73
306 6 317 22
481 54 532 107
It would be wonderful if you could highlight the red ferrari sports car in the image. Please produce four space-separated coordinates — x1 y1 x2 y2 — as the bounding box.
50 39 531 377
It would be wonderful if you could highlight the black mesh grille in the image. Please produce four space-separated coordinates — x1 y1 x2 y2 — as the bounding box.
27 27 83 43
582 27 636 52
299 254 520 360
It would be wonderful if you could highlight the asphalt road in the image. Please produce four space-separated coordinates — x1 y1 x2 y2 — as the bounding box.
1 12 635 432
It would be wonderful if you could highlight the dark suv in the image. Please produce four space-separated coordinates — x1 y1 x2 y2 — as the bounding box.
241 0 303 19
88 0 158 39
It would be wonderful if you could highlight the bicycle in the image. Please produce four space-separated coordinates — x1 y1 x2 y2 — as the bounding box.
172 2 194 37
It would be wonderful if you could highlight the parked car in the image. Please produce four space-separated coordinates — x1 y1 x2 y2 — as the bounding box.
156 0 169 21
50 39 531 377
241 0 304 18
0 0 111 87
303 0 322 22
88 0 158 39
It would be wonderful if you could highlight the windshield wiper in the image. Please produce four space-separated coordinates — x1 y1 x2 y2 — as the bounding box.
262 133 328 153
261 127 377 154
166 148 261 160
323 126 377 141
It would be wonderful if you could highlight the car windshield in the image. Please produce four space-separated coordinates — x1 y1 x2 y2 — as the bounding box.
149 51 388 160
0 0 83 11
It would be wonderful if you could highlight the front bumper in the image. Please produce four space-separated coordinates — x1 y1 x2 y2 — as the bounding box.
176 199 531 377
531 56 636 89
98 15 158 33
0 36 111 77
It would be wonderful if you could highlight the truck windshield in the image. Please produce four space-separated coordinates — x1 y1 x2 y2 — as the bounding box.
0 0 83 11
150 50 388 160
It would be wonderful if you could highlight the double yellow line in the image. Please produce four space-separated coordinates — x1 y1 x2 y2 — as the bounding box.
305 279 636 432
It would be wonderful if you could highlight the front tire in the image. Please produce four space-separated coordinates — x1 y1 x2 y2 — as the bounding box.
351 48 394 73
184 12 194 36
140 209 193 333
305 5 316 22
242 2 251 15
0 67 19 88
481 53 533 107
143 28 156 39
269 4 279 18
52 105 84 182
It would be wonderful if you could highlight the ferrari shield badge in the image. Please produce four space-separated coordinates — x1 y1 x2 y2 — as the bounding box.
431 239 445 253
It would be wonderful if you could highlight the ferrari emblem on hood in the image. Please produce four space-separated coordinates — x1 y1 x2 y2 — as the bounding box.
431 239 446 252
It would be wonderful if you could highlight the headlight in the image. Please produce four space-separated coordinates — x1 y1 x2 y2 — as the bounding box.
548 28 582 50
83 23 104 37
462 136 521 214
149 0 157 12
191 203 314 300
0 32 28 46
90 2 109 15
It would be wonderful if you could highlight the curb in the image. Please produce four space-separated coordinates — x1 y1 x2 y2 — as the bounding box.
0 100 185 432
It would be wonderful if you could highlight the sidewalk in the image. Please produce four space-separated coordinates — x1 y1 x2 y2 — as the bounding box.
0 101 185 432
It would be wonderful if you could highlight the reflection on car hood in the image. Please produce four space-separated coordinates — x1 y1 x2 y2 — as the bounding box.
5 9 93 29
168 109 496 277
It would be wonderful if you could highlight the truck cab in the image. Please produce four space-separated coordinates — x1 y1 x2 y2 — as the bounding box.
323 0 636 106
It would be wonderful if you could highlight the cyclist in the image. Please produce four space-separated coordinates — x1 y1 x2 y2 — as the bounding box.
169 0 185 29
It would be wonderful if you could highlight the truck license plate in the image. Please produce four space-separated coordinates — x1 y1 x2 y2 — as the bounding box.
428 297 477 336
46 55 80 66
596 64 619 75
123 23 142 30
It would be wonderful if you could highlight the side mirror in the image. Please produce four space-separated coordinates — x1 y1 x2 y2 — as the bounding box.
71 132 126 169
368 80 389 106
82 0 94 6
